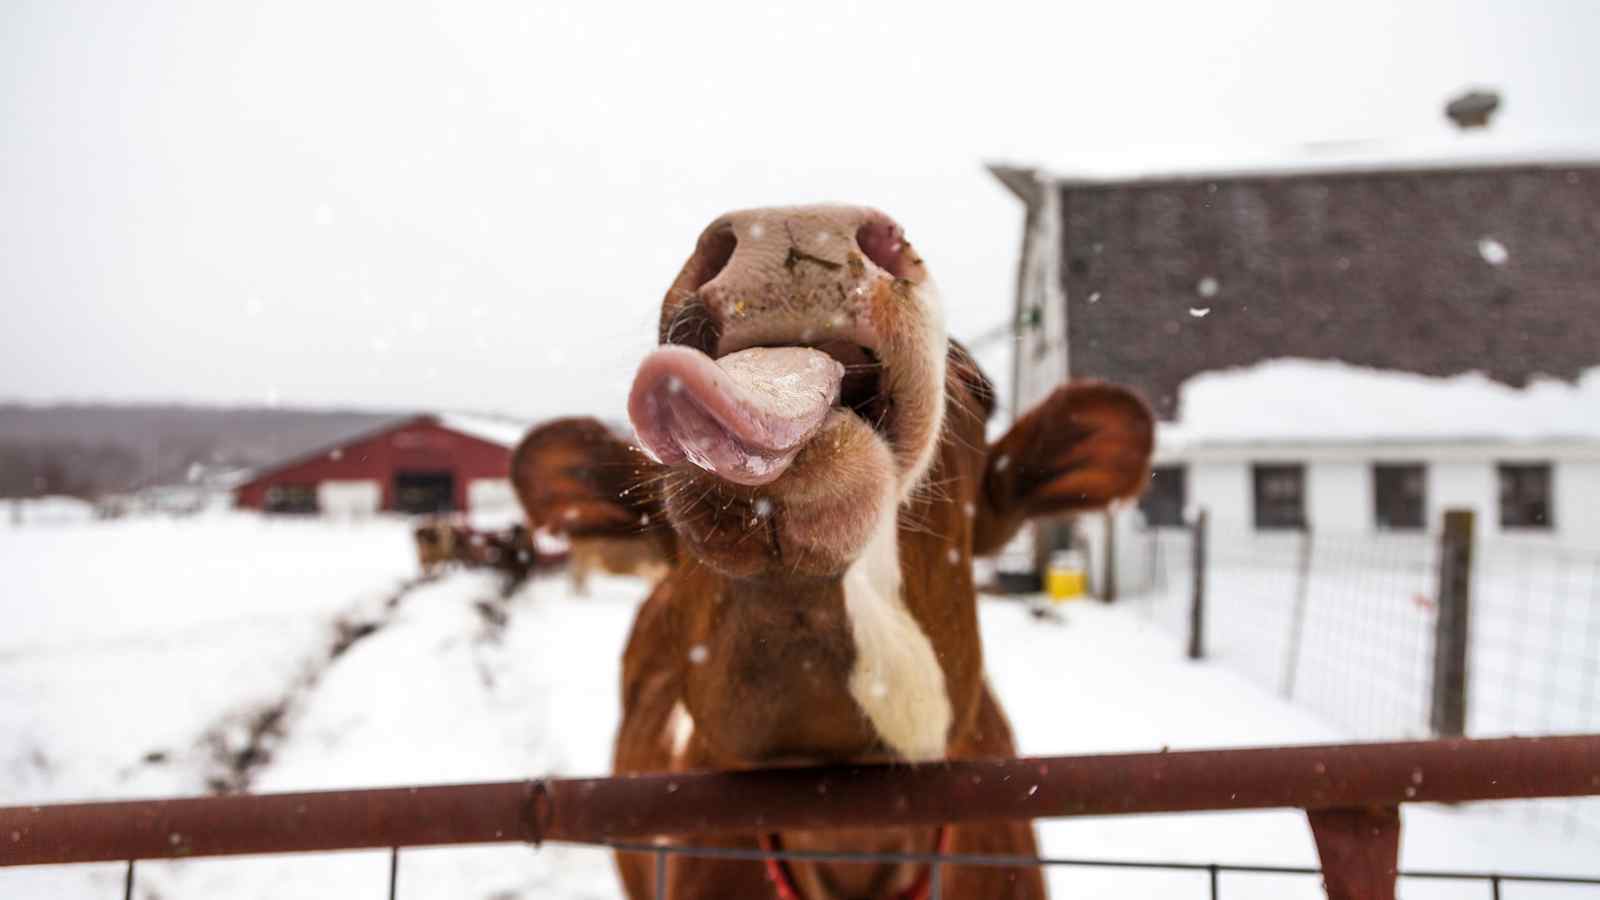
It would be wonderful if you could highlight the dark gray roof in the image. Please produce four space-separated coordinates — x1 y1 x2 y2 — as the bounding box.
1050 163 1600 418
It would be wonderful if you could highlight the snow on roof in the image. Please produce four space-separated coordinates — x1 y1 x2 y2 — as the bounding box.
1016 130 1600 186
436 413 533 449
1160 359 1600 449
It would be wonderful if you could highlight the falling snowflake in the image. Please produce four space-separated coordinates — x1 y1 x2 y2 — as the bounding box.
1196 277 1219 298
1188 307 1211 318
1478 237 1509 266
688 644 709 665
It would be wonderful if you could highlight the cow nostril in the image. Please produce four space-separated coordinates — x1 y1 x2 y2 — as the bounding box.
688 228 737 290
855 219 916 280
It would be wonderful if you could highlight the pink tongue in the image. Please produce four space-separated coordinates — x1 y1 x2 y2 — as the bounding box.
628 345 845 485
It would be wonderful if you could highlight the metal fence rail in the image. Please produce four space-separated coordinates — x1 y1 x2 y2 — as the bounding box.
4 735 1599 899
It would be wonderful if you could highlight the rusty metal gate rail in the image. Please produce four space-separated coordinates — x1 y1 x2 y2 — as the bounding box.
4 735 1599 899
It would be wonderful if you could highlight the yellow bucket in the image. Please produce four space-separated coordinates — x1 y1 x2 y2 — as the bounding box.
1046 551 1088 602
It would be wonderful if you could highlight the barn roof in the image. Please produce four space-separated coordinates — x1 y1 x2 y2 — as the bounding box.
999 151 1600 422
436 413 533 449
997 131 1600 187
233 412 531 488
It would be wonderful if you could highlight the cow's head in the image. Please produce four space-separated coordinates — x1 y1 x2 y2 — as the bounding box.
515 205 1152 765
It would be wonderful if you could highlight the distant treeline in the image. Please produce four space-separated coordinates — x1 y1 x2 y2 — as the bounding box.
0 440 145 498
0 404 399 499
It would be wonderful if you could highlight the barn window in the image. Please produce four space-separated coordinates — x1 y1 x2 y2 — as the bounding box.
1498 463 1553 530
263 484 318 514
1253 463 1306 531
1139 465 1187 527
1373 463 1426 531
393 470 456 514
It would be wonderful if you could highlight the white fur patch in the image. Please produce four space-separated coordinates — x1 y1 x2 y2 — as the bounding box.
842 485 951 761
666 700 696 762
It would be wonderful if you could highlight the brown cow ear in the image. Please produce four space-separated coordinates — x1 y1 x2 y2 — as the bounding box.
511 417 670 541
971 382 1154 556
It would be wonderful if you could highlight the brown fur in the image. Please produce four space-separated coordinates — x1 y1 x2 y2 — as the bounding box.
513 207 1153 899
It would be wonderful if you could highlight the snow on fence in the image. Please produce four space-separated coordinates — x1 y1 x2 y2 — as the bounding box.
3 736 1599 900
1137 509 1600 836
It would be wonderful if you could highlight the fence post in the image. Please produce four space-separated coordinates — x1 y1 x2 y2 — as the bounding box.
1281 525 1315 699
1431 509 1475 737
1102 509 1119 604
1188 509 1208 660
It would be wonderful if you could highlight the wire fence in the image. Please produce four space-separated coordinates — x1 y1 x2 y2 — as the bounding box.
34 827 1600 900
1137 515 1600 837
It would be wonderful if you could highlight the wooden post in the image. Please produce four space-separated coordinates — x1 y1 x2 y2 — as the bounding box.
1281 526 1315 699
1188 509 1208 660
1102 509 1119 604
1431 509 1475 737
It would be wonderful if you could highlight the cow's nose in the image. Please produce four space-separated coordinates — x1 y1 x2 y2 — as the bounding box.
658 206 927 353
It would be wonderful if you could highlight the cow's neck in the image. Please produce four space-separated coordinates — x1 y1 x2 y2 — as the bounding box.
679 487 961 765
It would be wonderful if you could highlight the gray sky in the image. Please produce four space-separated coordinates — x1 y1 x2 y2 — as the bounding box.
5 0 1599 421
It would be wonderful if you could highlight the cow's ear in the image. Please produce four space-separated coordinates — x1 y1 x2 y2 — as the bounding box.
971 382 1154 555
511 418 670 542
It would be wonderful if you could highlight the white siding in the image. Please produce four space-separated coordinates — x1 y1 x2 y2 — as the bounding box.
1171 456 1596 542
1554 461 1600 545
1308 461 1369 533
1189 461 1250 529
317 480 381 517
1429 462 1497 535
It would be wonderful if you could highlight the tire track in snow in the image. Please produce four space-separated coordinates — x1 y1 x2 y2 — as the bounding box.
165 575 438 794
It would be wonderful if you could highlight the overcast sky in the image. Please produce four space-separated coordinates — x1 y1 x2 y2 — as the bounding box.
5 1 1599 421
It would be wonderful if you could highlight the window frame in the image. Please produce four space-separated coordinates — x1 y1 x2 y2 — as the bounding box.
1139 464 1188 528
1252 462 1307 531
1372 462 1427 531
1498 462 1554 530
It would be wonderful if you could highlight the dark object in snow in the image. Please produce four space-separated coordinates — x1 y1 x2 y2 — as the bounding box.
1027 602 1064 625
1446 89 1501 130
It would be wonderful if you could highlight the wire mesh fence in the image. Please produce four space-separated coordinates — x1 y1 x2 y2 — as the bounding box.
1136 514 1600 837
62 838 1600 900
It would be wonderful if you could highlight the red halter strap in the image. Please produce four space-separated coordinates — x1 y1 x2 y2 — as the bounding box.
758 827 951 900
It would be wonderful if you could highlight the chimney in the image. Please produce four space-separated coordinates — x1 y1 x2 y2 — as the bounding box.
1445 89 1501 130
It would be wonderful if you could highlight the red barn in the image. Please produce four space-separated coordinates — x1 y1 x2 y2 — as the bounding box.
233 414 527 516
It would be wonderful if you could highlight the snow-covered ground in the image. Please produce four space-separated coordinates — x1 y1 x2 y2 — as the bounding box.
2 514 1597 899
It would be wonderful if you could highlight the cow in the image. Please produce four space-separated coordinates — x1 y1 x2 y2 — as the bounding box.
566 536 672 595
512 205 1153 899
412 518 459 576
